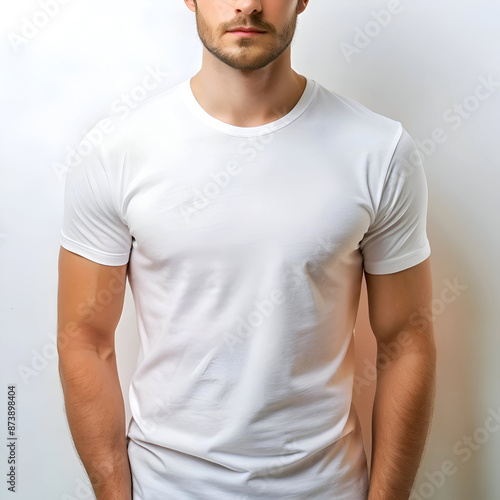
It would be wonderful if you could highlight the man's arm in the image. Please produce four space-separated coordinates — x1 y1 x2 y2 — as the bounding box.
364 257 437 500
57 247 132 500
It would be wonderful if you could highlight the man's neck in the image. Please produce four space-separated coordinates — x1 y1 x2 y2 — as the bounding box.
189 47 307 128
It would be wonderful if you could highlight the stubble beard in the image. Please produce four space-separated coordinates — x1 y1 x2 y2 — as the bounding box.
194 2 299 71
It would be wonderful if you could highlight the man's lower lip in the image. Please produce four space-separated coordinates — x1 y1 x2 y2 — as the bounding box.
228 31 265 37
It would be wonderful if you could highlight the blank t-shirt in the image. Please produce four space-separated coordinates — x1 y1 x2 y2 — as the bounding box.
60 76 431 499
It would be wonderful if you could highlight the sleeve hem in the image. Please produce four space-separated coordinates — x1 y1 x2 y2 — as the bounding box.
363 242 431 275
60 234 130 266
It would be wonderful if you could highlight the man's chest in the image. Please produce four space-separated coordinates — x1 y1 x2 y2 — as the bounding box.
119 136 373 267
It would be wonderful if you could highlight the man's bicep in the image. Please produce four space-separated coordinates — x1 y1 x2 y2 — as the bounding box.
57 246 128 358
364 257 434 349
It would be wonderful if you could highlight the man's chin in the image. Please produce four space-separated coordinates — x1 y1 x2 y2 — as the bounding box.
219 58 275 71
205 46 276 71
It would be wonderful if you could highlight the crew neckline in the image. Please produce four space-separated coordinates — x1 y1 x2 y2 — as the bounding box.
181 76 317 137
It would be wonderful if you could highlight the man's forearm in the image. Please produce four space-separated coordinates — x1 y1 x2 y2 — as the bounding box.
368 342 436 500
58 348 132 500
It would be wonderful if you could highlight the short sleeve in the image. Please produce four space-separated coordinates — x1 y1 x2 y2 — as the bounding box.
359 127 431 275
60 138 132 266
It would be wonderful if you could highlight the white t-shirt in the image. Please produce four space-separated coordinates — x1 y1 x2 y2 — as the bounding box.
60 76 431 499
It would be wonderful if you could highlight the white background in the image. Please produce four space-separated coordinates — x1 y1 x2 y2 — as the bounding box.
1 1 499 499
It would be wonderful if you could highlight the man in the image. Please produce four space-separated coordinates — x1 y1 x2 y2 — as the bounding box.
57 1 437 499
